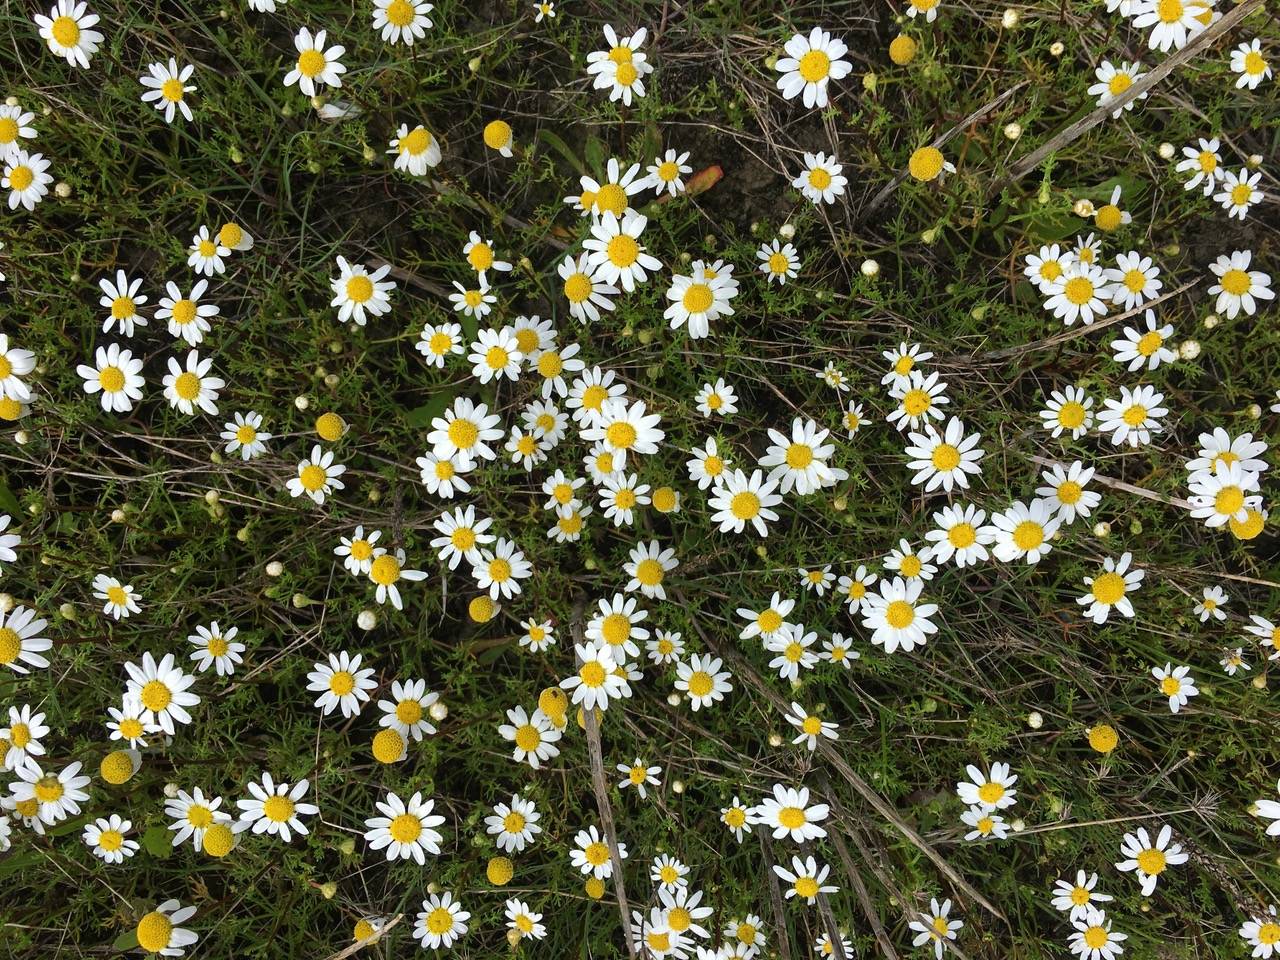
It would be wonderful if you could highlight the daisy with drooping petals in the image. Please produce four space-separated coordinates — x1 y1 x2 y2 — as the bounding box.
286 445 346 504
133 900 198 957
774 27 852 109
1152 662 1198 713
389 123 441 176
77 343 145 413
307 651 376 718
1078 553 1144 624
97 270 148 337
236 773 319 842
283 27 347 96
793 152 846 205
1097 384 1167 447
372 0 433 45
1208 249 1273 319
1231 38 1272 89
1214 168 1263 220
331 257 395 325
1115 824 1188 895
368 548 427 611
156 280 219 346
1 703 48 771
139 59 196 123
34 0 103 68
363 791 445 864
1188 460 1260 527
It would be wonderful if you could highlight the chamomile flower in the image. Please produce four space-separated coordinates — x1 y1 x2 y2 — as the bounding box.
696 378 738 417
767 624 820 680
237 773 318 842
187 621 244 676
34 0 103 68
725 916 768 957
335 526 382 576
665 262 737 339
121 651 200 736
77 343 144 413
283 27 346 96
775 27 852 109
1069 908 1126 960
156 279 219 345
1188 427 1269 476
286 445 346 504
330 257 395 325
165 787 229 849
1215 167 1264 220
881 342 934 388
793 151 847 204
184 226 228 277
363 791 445 864
372 0 433 44
903 417 984 492
416 451 470 498
1231 38 1272 89
430 506 493 571
624 540 678 600
646 630 684 664
1078 553 1144 624
887 369 949 431
416 321 463 367
306 650 376 718
752 784 828 842
483 118 514 156
925 503 995 568
1097 384 1167 447
368 548 427 611
1176 137 1222 195
774 855 837 903
956 762 1017 811
106 695 158 748
817 362 849 393
1188 461 1259 526
586 26 653 106
427 396 504 465
498 705 561 768
760 417 843 495
472 538 532 600
3 150 51 211
1037 460 1102 523
376 679 438 742
675 654 732 710
1052 871 1114 921
506 899 546 941
583 398 664 468
709 469 783 537
1105 252 1163 310
1116 824 1187 895
1045 261 1110 326
1040 385 1095 439
92 574 139 619
84 814 139 863
645 149 692 196
559 253 619 323
1151 662 1198 713
814 933 854 958
1 704 48 771
861 577 938 654
530 344 584 403
786 702 838 751
842 401 866 437
487 794 541 853
822 632 859 667
961 806 1009 841
567 158 646 219
617 758 662 798
133 900 198 957
468 327 522 384
1239 907 1280 958
738 593 796 642
139 59 196 124
1220 647 1248 675
799 565 835 595
1110 310 1175 371
450 280 497 321
0 105 37 162
571 823 627 879
721 796 752 841
389 123 441 175
11 760 90 825
0 515 18 568
414 892 469 950
884 540 936 581
1024 244 1074 293
96 270 148 337
757 239 799 284
584 594 649 664
562 641 630 712
992 499 1060 564
1133 0 1208 52
1087 60 1147 117
1208 249 1273 319
583 211 663 292
1197 585 1229 621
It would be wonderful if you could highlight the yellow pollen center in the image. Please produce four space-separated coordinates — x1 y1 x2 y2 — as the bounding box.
778 807 805 829
1108 73 1132 95
0 118 16 143
1084 926 1108 950
98 828 124 851
682 283 714 313
173 371 201 401
262 794 294 823
585 841 610 865
606 421 637 449
1136 331 1163 356
136 912 173 953
794 877 820 899
1257 923 1280 945
297 48 327 78
1157 0 1183 21
447 418 479 449
688 671 713 697
1160 676 1182 696
99 365 126 392
386 0 415 26
503 811 525 833
798 49 832 82
808 167 833 190
931 443 960 471
730 491 761 520
34 775 64 803
614 62 638 86
1231 183 1253 205
370 554 401 586
299 463 328 492
802 716 822 735
1136 848 1166 875
564 272 592 303
977 782 1005 804
51 15 80 46
885 599 915 629
8 166 32 192
484 346 509 370
1122 404 1148 426
140 680 171 712
488 557 512 582
161 78 185 103
606 234 639 267
948 523 976 548
207 635 229 657
1244 51 1267 74
785 443 814 469
1064 276 1095 305
595 183 628 216
1095 205 1122 231
426 907 454 935
758 610 783 633
345 275 373 303
1012 520 1044 551
389 813 422 843
635 558 664 586
902 389 931 416
1220 269 1251 296
658 161 679 182
514 724 541 751
580 660 608 688
537 352 563 377
899 555 922 578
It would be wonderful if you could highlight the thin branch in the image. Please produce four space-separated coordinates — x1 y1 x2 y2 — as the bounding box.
757 832 795 960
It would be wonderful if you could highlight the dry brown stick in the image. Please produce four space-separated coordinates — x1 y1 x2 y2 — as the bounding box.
1026 453 1192 510
573 597 638 960
673 592 1006 923
815 892 851 960
991 0 1264 193
859 82 1027 221
819 781 898 960
757 832 795 960
320 914 403 960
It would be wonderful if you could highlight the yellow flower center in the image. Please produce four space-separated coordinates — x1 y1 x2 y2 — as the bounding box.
99 365 126 392
902 388 931 416
503 811 526 833
370 554 401 586
485 346 509 370
262 794 295 823
1063 276 1095 305
657 161 679 182
206 635 229 657
606 234 639 268
977 781 1005 805
426 907 454 935
807 167 832 190
563 272 592 303
173 371 201 401
1244 51 1267 75
488 557 512 582
802 716 822 735
389 813 422 843
785 443 813 469
899 555 922 578
8 723 29 748
794 876 820 899
1136 848 1166 875
1056 401 1086 428
758 609 783 633
1088 724 1118 753
778 806 806 828
218 223 242 248
447 419 479 449
948 523 976 548
635 558 664 587
1121 404 1148 427
1231 183 1253 206
1160 676 1182 696
797 49 832 82
140 679 171 712
1157 0 1183 22
885 599 915 629
329 670 355 696
703 455 723 476
484 120 512 149
537 352 563 378
682 283 714 314
595 183 628 217
1257 923 1280 945
136 912 173 953
1012 520 1044 551
687 671 712 697
161 78 185 103
0 118 16 143
730 492 761 520
1108 73 1132 95
118 717 144 740
585 841 610 866
34 775 64 803
50 15 80 46
1136 331 1163 356
1070 886 1092 906
386 0 415 26
1083 926 1108 950
1094 204 1122 232
931 443 960 471
8 166 32 192
1220 268 1251 296
346 275 373 303
98 828 124 851
908 146 944 182
1215 486 1244 516
606 421 637 449
299 463 328 492
579 660 607 687
614 62 638 86
297 48 327 79
514 723 541 751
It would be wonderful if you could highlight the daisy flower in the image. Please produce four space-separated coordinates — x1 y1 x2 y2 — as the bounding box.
1220 647 1248 675
582 398 664 468
498 706 562 768
389 123 441 175
93 574 140 619
139 59 196 123
1152 662 1198 713
187 621 245 676
107 694 159 748
286 444 346 504
924 503 995 568
956 762 1017 810
97 270 148 337
471 537 531 599
1133 0 1207 52
1040 385 1095 439
585 26 652 105
961 806 1009 841
533 1 555 22
372 0 433 45
624 540 677 600
1097 384 1167 446
122 651 200 736
842 400 866 436
1239 907 1280 959
887 369 949 431
430 506 492 571
570 823 627 879
414 892 469 950
133 900 198 957
156 279 219 345
1176 137 1222 195
752 784 828 842
910 900 963 960
161 350 223 415
884 540 936 581
675 654 732 710
1087 60 1147 117
283 27 346 96
709 469 783 537
1078 553 1144 624
486 794 541 853
363 791 445 864
1115 824 1188 895
1105 251 1163 310
696 378 738 417
1231 38 1272 89
646 630 683 664
767 623 820 680
236 773 319 842
861 577 938 653
721 796 752 841
786 702 838 751
1036 460 1102 523
34 0 103 68
1187 427 1269 476
582 211 663 292
334 526 382 576
84 814 139 863
644 148 692 196
793 151 846 204
881 341 934 388
1197 585 1229 621
368 548 427 611
306 650 376 718
774 27 852 109
165 787 230 849
1111 310 1175 371
822 632 859 667
617 758 662 798
376 678 438 741
903 417 984 492
1044 261 1109 326
186 225 228 276
1069 908 1126 960
561 641 628 711
468 327 522 383
1024 244 1074 292
1 704 48 771
725 916 768 957
991 499 1060 564
774 854 837 902
3 150 51 211
1214 167 1264 220
0 605 52 674
506 899 546 941
330 257 396 326
757 239 799 284
559 253 619 323
1188 461 1259 526
799 565 835 595
0 105 37 162
77 343 144 413
11 760 90 825
1207 249 1273 319
665 261 737 339
482 118 514 156
567 158 646 219
450 280 497 320
905 0 941 21
415 321 463 367
1051 871 1114 921
738 592 796 642
760 417 843 494
428 396 504 466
